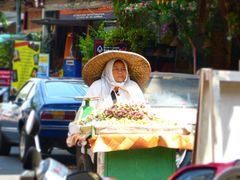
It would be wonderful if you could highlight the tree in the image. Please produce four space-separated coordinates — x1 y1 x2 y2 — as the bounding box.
197 0 240 70
113 0 199 73
111 1 156 53
113 0 240 71
0 13 12 69
79 0 240 70
0 11 7 31
0 37 14 69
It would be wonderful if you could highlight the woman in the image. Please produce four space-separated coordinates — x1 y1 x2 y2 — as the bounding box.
82 50 151 110
67 50 151 145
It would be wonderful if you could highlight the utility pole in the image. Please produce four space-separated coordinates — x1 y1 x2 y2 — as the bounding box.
16 0 21 33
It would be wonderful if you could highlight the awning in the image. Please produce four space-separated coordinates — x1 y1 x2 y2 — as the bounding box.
31 18 88 26
32 7 115 26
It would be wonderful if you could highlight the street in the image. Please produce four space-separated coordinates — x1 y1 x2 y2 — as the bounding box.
2 1 240 179
0 146 76 179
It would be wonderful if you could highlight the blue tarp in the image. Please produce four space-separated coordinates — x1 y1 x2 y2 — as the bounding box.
0 34 28 43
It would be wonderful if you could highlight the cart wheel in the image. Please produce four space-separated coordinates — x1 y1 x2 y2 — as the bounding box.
76 148 94 171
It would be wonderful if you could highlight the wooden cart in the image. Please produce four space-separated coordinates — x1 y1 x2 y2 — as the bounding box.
68 126 194 180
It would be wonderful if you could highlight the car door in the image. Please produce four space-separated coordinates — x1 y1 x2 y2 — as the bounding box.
0 81 35 144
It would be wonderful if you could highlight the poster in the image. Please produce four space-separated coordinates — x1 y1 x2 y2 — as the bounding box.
38 53 49 77
94 40 128 55
11 40 40 92
0 69 11 86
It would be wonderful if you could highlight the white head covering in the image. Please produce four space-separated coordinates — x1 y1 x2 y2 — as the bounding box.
101 59 129 94
82 50 151 89
85 59 146 110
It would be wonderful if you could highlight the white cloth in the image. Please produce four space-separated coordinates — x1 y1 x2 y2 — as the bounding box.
85 59 146 111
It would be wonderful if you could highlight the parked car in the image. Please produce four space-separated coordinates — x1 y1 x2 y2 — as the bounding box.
143 72 199 168
0 77 88 159
168 159 240 180
0 86 9 102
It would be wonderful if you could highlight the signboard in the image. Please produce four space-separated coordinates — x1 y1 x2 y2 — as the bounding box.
59 7 115 20
11 40 40 92
38 53 50 77
94 40 128 55
0 69 11 86
94 40 104 55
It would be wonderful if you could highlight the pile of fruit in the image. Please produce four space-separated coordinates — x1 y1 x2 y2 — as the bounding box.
76 103 175 127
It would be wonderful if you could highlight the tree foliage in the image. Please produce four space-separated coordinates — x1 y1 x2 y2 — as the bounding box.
0 38 14 68
79 0 240 67
0 11 7 30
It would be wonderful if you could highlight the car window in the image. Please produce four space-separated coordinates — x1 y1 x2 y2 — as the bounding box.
16 81 35 101
45 81 88 97
174 168 215 180
27 82 36 100
144 75 199 107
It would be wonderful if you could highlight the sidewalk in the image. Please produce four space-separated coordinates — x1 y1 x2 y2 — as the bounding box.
0 175 20 180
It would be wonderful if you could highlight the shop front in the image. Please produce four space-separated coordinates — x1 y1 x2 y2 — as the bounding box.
32 3 115 78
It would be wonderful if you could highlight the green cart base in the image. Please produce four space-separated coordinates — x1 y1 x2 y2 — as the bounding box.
103 146 176 180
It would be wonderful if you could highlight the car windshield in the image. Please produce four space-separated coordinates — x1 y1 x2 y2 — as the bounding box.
45 81 88 98
144 74 199 107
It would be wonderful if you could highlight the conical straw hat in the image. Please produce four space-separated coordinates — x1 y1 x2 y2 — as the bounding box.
82 50 151 89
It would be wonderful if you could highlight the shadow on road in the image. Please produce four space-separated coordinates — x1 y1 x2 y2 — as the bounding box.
0 146 76 176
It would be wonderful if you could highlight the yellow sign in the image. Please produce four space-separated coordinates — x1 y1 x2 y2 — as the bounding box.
11 40 40 93
39 55 48 63
38 53 49 77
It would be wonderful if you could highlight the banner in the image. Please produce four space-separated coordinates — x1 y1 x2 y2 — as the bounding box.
0 69 11 86
60 7 115 20
11 40 40 92
38 53 49 77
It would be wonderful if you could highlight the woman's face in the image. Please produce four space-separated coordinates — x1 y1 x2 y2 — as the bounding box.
112 60 127 83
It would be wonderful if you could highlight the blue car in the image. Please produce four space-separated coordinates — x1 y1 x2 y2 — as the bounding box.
0 77 88 159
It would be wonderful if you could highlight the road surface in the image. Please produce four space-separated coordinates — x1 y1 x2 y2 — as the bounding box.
0 146 76 179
